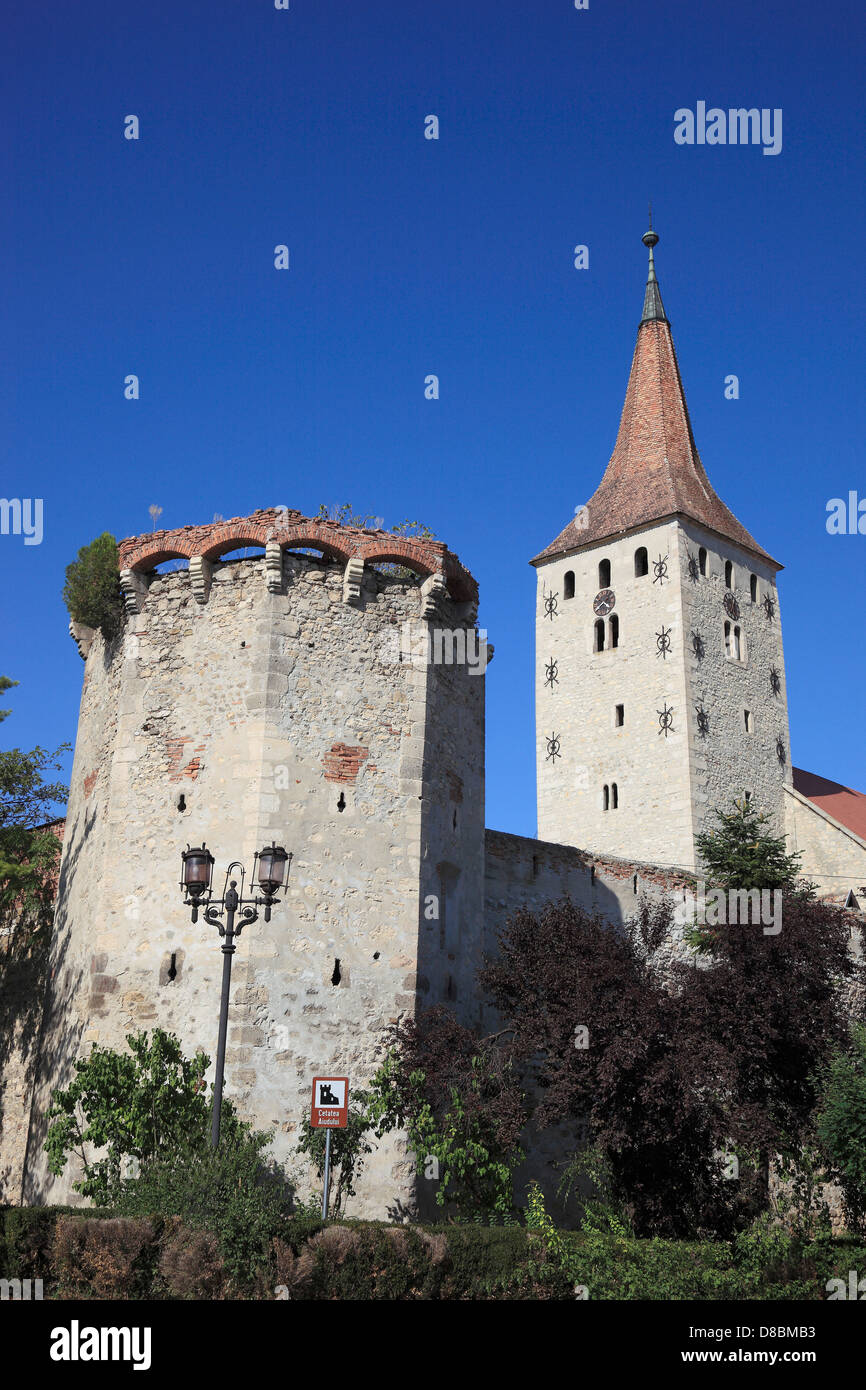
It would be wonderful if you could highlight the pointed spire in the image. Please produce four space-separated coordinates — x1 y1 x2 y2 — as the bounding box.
531 217 779 570
640 209 667 325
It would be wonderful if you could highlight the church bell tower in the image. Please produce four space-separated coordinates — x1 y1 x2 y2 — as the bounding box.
532 223 792 871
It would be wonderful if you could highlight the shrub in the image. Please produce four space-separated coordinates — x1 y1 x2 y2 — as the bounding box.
296 1089 375 1216
51 1217 156 1299
280 1223 448 1301
817 1024 866 1231
159 1220 226 1299
62 532 123 641
115 1136 293 1288
0 1205 115 1284
368 1011 526 1222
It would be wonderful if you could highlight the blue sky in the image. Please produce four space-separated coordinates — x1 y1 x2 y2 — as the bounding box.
2 0 864 836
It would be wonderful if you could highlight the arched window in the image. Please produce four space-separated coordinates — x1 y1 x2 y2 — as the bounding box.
611 782 618 809
634 547 648 578
603 784 610 811
750 573 758 603
724 621 743 661
609 614 619 648
564 570 575 600
594 619 606 652
598 557 611 588
725 560 733 588
699 547 707 576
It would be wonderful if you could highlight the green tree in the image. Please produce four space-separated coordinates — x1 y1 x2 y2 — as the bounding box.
0 678 67 919
696 799 804 892
0 676 16 723
44 1028 259 1205
63 532 123 641
817 1024 866 1231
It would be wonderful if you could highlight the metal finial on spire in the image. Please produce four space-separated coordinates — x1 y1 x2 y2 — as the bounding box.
640 214 667 325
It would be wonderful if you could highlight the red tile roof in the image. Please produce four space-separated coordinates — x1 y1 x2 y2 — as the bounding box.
532 242 780 569
792 768 866 844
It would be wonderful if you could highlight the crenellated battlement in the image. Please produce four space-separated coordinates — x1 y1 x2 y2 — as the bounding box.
116 506 477 618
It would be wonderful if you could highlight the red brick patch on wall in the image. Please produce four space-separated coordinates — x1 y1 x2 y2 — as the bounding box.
323 743 369 784
83 770 99 798
166 737 206 782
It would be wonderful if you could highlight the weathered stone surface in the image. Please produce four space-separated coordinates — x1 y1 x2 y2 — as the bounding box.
19 543 484 1220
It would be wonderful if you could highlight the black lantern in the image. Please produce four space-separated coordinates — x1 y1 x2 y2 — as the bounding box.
256 842 290 897
181 844 215 899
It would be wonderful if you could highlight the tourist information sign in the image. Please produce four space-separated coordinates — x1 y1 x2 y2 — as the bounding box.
310 1076 349 1219
311 1076 349 1129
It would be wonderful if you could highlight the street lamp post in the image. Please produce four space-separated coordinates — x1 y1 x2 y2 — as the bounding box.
180 841 291 1147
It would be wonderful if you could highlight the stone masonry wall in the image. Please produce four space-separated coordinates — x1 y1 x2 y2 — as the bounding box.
784 786 866 903
536 519 697 867
21 539 484 1221
678 519 791 843
536 517 791 872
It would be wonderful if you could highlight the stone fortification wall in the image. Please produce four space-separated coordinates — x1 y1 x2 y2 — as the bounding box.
22 512 484 1220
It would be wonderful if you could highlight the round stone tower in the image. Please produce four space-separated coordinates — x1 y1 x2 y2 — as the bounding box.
25 507 486 1218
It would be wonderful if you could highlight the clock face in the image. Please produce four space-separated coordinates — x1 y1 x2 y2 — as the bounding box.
723 591 740 619
593 588 615 616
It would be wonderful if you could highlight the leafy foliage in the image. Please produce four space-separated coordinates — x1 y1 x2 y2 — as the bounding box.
367 1007 526 1221
7 1204 866 1299
62 532 123 640
115 1134 290 1284
480 885 858 1237
44 1028 292 1284
296 1088 376 1217
0 677 67 920
817 1024 866 1231
44 1028 261 1204
0 676 15 724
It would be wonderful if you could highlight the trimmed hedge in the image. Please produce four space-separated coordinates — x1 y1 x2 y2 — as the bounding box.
2 1206 865 1300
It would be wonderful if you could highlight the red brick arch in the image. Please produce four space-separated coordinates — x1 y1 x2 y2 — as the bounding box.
358 541 437 579
126 546 195 572
278 523 356 563
116 507 477 604
200 529 271 560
